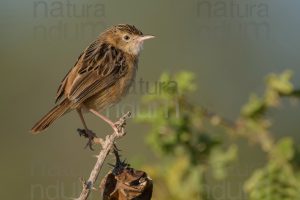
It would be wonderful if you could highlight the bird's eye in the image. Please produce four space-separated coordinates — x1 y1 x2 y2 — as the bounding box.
123 35 130 41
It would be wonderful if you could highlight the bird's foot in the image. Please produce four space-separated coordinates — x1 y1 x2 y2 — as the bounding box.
112 122 122 133
106 121 123 134
112 114 129 136
77 128 97 150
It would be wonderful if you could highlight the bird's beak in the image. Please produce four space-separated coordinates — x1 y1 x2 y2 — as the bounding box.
138 35 155 42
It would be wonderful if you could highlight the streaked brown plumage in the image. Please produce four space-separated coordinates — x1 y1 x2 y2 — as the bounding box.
31 24 154 134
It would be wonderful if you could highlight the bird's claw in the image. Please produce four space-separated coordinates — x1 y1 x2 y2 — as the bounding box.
77 128 97 151
85 138 94 151
113 120 126 134
112 122 121 132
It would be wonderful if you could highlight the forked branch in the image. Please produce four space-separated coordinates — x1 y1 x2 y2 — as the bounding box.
76 111 131 200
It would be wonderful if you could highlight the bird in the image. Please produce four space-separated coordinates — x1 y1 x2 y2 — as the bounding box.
31 24 154 141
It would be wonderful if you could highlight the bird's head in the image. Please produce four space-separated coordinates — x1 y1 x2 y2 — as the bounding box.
102 24 154 56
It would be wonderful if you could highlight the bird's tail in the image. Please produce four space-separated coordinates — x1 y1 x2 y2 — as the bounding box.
31 99 71 134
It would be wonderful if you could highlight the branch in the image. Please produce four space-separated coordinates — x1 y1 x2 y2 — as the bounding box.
76 111 131 200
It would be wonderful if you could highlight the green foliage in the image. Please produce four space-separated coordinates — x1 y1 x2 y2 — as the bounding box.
165 156 205 200
209 145 238 180
242 70 295 118
266 71 294 94
245 162 300 200
271 138 294 162
242 94 266 118
137 71 219 161
245 138 300 200
136 70 300 200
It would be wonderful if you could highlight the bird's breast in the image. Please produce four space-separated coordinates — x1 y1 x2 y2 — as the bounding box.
86 59 138 111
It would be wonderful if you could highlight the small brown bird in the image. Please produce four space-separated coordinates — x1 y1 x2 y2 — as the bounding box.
31 24 154 137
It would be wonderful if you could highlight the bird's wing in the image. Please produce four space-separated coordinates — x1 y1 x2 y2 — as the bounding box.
67 40 128 105
55 51 84 103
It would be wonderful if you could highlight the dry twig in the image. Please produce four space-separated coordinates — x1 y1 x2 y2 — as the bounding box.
76 111 131 200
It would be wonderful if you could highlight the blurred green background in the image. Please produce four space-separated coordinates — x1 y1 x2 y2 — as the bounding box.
1 0 300 199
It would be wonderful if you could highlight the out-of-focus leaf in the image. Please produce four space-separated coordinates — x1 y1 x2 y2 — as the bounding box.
209 145 238 180
242 94 266 118
271 137 294 162
266 71 294 95
166 156 205 200
174 71 197 94
245 161 300 200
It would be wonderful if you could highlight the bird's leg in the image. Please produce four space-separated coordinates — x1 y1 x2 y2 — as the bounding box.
77 108 97 150
89 109 120 133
